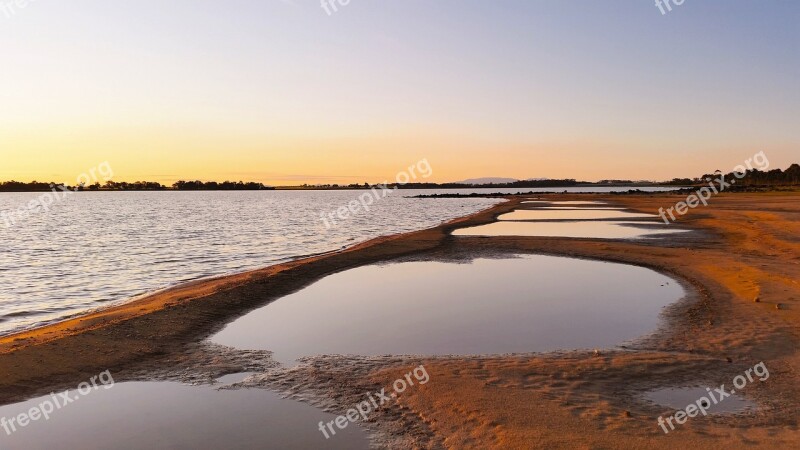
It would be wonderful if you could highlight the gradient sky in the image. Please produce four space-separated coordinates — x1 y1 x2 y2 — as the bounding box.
1 0 798 185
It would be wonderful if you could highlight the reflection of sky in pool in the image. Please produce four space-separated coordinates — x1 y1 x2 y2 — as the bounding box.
645 387 756 414
452 221 688 239
0 381 369 449
500 209 656 220
522 200 610 205
213 255 684 365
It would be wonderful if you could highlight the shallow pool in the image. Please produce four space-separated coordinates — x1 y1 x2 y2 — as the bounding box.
522 201 610 205
529 207 621 210
499 209 656 221
0 381 369 449
212 255 685 365
645 387 755 414
452 221 686 239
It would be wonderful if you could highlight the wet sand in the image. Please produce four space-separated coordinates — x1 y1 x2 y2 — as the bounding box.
1 192 799 449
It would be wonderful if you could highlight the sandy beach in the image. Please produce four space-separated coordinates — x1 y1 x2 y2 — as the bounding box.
1 191 799 449
5 3 798 448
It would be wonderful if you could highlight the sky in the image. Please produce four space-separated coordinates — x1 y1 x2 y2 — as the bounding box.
0 0 798 185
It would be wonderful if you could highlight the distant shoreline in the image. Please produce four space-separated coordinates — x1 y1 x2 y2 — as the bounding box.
3 184 799 194
2 161 797 192
0 183 673 193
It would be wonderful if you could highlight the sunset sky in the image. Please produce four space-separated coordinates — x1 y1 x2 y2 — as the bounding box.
1 1 798 185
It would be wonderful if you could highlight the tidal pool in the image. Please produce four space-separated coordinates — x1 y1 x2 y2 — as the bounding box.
216 372 259 384
645 387 755 414
522 201 610 205
452 221 687 239
499 209 656 220
212 255 684 365
0 382 369 449
531 207 621 210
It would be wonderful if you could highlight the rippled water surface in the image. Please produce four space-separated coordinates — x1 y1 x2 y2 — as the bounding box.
0 190 503 335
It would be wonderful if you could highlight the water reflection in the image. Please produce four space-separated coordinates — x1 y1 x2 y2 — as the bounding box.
212 255 684 365
499 209 656 220
522 201 610 205
452 221 686 239
530 207 621 210
0 381 369 449
645 387 755 414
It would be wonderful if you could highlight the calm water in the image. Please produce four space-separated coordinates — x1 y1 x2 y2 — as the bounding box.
456 202 684 238
522 200 610 205
644 387 755 414
212 255 684 365
0 187 678 337
0 381 369 449
451 221 688 239
499 209 656 220
532 207 621 210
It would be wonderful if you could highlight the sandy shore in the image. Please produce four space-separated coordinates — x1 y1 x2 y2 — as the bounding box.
1 192 799 449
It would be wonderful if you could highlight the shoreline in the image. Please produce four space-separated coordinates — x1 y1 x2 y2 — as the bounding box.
1 192 799 448
0 184 684 193
0 200 510 352
0 233 439 341
0 197 519 403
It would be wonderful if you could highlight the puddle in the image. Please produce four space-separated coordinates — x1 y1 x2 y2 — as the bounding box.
211 255 684 365
216 372 258 384
0 382 369 449
531 207 621 210
522 201 609 205
452 221 687 239
499 209 656 220
644 387 756 414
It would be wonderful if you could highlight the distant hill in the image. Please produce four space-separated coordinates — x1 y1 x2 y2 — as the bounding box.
454 177 554 185
455 177 519 185
2 164 797 192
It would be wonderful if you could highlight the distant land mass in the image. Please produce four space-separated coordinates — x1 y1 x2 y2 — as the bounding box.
0 164 797 192
455 177 520 185
454 177 551 185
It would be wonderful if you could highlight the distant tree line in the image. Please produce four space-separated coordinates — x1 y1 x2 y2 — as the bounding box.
0 180 274 192
101 181 167 190
715 164 800 186
1 165 798 192
170 180 273 190
0 181 55 192
664 164 800 187
300 179 583 189
406 179 582 189
598 179 635 184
